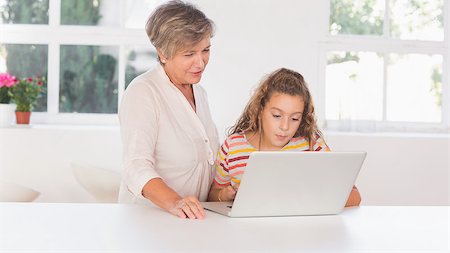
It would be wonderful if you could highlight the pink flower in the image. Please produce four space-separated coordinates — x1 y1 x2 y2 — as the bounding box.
27 77 33 83
37 81 43 86
0 73 17 87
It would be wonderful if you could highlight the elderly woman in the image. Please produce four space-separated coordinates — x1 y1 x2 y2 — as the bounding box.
118 0 219 219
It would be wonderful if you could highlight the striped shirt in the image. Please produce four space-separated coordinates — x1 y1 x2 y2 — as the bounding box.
213 133 330 187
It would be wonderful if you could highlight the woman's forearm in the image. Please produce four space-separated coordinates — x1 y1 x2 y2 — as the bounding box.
143 178 206 219
142 178 182 210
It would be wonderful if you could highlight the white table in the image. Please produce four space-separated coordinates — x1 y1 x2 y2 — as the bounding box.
0 203 448 252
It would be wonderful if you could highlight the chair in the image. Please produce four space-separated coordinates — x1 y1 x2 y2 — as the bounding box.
71 163 121 203
0 180 40 202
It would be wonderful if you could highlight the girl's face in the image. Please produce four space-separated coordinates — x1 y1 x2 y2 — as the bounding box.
259 92 304 150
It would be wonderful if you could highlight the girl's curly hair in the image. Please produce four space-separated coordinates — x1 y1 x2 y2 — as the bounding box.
228 68 324 150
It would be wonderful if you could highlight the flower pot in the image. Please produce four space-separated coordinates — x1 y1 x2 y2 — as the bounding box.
0 103 16 127
15 111 31 124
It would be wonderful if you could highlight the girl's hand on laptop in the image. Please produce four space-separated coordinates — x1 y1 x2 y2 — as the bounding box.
219 185 238 202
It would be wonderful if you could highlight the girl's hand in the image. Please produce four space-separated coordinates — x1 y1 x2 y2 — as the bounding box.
219 183 240 202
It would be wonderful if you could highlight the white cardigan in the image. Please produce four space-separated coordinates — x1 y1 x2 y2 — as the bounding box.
118 65 219 204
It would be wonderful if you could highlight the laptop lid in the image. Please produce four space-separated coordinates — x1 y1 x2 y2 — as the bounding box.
203 151 366 218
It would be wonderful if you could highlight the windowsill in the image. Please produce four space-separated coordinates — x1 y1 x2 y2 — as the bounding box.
325 130 450 139
0 124 119 131
20 112 120 126
323 120 450 137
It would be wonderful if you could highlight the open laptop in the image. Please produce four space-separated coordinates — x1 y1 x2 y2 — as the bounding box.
202 151 366 217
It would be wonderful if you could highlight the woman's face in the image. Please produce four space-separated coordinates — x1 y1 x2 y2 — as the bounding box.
161 37 211 86
260 92 304 150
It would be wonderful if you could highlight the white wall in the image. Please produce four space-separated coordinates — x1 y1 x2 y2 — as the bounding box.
0 1 448 205
198 0 328 137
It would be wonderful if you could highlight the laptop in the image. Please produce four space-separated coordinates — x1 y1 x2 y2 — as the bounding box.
202 151 366 217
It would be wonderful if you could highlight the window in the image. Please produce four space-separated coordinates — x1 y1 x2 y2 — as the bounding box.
322 0 448 133
0 0 159 124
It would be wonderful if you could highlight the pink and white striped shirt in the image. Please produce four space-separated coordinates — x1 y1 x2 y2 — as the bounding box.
213 133 330 187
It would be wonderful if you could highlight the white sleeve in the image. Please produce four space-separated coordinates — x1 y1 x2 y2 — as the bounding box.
119 80 161 198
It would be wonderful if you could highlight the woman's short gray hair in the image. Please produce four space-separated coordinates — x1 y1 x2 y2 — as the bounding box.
146 0 214 63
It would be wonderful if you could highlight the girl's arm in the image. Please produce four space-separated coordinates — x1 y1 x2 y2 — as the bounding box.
345 185 362 207
208 138 237 202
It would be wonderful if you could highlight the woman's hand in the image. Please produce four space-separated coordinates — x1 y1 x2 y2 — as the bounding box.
168 196 206 219
141 178 206 219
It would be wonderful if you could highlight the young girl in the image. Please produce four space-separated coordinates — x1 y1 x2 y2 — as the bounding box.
208 68 361 206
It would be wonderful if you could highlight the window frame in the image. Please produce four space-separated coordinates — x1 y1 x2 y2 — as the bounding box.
0 0 153 125
319 0 449 133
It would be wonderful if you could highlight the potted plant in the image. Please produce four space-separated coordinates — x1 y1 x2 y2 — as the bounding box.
9 76 45 124
0 73 18 127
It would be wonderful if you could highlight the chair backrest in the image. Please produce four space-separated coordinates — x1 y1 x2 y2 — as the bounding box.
71 163 121 203
0 180 40 202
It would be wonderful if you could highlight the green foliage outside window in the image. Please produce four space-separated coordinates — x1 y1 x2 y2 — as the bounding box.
330 0 383 36
60 0 101 25
125 50 139 89
60 45 118 113
0 0 48 24
329 0 443 108
59 0 118 113
1 0 120 113
390 0 444 38
430 67 442 107
1 0 48 111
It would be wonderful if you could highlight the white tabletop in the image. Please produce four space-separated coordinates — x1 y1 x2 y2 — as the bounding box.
0 203 448 252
